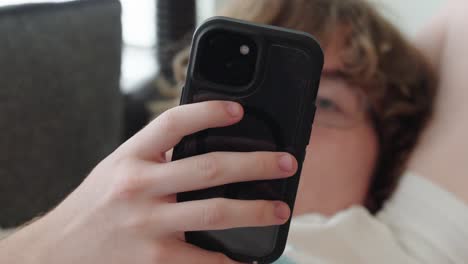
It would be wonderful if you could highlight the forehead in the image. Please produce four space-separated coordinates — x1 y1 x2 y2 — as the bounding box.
320 27 348 72
322 47 348 82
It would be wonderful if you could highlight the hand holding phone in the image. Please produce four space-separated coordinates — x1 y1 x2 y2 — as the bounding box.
0 18 321 264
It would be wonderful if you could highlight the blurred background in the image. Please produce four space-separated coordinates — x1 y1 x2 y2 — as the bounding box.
0 0 445 230
120 0 445 93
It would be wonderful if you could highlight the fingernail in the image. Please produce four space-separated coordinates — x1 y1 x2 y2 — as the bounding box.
278 154 294 172
226 102 242 117
274 202 291 221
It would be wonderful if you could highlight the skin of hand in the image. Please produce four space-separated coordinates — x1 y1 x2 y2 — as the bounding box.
0 101 297 264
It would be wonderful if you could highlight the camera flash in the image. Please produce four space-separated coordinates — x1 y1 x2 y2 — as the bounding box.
240 45 250 55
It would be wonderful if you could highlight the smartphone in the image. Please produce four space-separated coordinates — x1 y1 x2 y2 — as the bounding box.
172 17 323 263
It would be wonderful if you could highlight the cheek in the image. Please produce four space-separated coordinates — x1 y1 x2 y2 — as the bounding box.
306 126 378 177
294 124 379 215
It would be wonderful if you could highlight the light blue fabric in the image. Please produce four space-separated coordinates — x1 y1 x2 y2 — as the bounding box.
273 255 297 264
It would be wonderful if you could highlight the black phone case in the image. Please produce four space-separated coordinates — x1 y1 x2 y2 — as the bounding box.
173 17 323 263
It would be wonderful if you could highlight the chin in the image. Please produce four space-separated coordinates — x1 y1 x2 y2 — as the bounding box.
292 196 365 217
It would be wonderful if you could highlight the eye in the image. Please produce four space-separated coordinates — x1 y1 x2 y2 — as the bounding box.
316 96 341 112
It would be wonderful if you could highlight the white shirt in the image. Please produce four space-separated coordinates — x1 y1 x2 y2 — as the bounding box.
276 172 468 264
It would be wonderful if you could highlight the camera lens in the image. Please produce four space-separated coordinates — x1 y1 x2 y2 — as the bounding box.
198 30 258 87
240 45 250 55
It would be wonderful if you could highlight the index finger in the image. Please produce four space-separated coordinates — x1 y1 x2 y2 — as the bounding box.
120 101 244 161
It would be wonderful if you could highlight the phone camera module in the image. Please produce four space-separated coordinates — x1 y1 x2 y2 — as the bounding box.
198 30 258 87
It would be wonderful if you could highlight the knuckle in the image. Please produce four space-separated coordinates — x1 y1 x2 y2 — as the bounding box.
216 101 230 116
149 244 170 264
111 160 144 201
201 199 226 227
156 109 178 133
253 153 269 175
122 213 147 231
206 100 223 112
197 154 219 182
254 201 273 224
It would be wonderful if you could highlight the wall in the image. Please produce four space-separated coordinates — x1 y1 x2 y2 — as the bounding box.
204 0 447 36
373 0 445 35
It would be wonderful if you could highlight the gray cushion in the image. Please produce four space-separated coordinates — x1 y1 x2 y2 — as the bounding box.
0 0 122 227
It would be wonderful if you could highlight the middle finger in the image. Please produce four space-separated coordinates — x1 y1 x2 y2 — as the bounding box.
143 151 297 197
